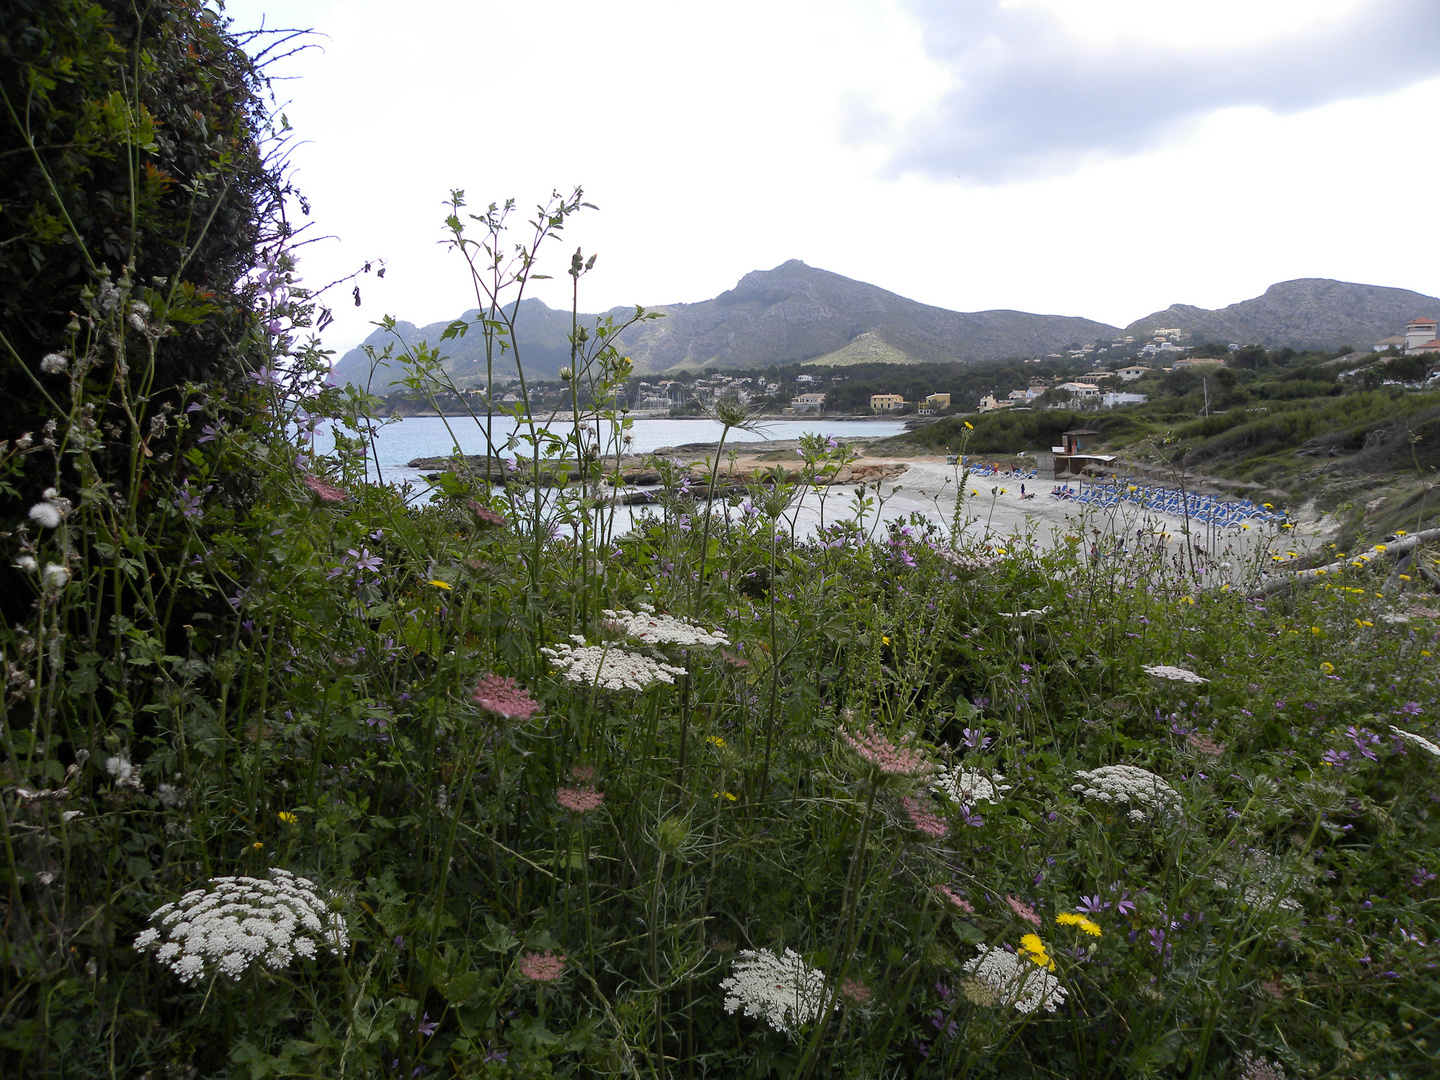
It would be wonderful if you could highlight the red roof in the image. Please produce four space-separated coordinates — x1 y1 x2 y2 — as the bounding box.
1407 316 1438 327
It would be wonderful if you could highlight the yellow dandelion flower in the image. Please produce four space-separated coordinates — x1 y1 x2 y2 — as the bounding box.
252 841 264 850
713 791 738 801
277 811 297 825
964 421 974 429
428 579 453 590
1311 626 1321 636
1180 595 1194 605
1398 530 1409 536
1019 933 1057 970
1401 574 1412 581
882 635 891 646
1423 651 1433 658
1057 912 1103 936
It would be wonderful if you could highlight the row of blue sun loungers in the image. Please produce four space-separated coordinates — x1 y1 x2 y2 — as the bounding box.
1044 480 1283 528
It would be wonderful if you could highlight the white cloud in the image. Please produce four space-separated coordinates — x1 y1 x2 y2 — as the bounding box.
221 0 1440 359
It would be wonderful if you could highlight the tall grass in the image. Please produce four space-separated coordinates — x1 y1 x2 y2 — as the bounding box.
4 196 1440 1080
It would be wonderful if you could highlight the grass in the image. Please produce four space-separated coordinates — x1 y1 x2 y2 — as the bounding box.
6 207 1440 1080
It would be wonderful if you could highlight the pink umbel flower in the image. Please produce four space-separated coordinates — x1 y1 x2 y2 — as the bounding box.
1005 895 1042 927
518 950 566 982
900 796 949 839
937 885 974 913
556 786 604 814
570 765 596 783
467 500 506 527
839 724 935 777
471 675 539 722
301 474 348 503
840 978 872 1003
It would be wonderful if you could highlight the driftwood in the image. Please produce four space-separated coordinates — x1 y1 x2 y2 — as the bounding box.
1254 526 1440 597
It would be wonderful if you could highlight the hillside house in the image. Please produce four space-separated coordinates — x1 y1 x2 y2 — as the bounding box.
870 394 906 413
792 392 826 413
917 392 951 416
1374 335 1407 353
1406 316 1440 354
1116 364 1150 381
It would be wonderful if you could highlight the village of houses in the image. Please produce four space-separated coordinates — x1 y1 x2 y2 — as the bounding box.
464 316 1440 420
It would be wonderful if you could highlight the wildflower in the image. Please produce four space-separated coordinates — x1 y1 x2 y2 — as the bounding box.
840 978 872 1004
28 501 62 529
962 945 1066 1013
1072 764 1181 820
937 885 974 913
14 555 37 573
471 675 540 721
1057 911 1102 937
39 352 68 374
1390 725 1440 759
570 765 596 783
1019 933 1056 970
705 734 727 748
839 723 935 777
601 604 729 647
899 795 949 839
42 563 70 590
933 765 1009 805
133 868 347 983
467 500 506 527
556 786 604 814
301 474 348 503
1238 1050 1288 1080
720 948 832 1034
518 950 566 982
1005 895 1042 926
105 754 144 794
1141 664 1209 685
277 811 298 825
713 790 738 801
541 642 686 691
964 421 974 429
428 579 452 590
1320 661 1334 674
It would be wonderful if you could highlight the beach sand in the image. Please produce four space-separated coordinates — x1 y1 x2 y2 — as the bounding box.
703 444 1338 574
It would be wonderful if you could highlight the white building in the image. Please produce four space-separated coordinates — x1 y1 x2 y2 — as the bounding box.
1405 317 1439 354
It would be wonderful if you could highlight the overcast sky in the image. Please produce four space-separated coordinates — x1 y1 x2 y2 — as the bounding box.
220 0 1440 358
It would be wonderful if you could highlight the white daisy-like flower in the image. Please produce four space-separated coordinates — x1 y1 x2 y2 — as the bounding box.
134 867 347 983
1072 764 1181 819
962 945 1067 1013
1390 725 1440 759
933 766 1011 805
1141 664 1209 685
601 604 730 648
28 501 62 529
541 642 686 691
720 947 833 1034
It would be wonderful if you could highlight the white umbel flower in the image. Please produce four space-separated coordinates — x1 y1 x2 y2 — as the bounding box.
601 604 729 648
962 945 1067 1013
1072 764 1181 820
933 766 1010 805
542 641 686 691
720 947 832 1034
134 868 347 983
1141 664 1209 685
1390 725 1440 759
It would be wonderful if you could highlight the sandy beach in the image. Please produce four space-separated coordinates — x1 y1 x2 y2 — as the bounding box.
678 441 1339 569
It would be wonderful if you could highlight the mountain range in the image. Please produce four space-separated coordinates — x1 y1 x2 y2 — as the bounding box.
330 260 1440 389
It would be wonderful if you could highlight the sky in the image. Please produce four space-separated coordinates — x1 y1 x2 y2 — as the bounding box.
219 0 1440 359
